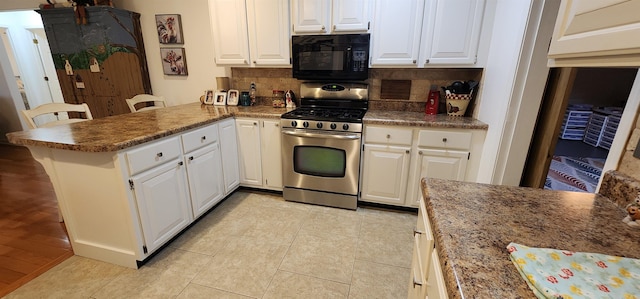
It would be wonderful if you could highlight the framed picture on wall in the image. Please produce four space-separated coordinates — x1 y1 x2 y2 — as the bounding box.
160 48 188 76
155 14 184 44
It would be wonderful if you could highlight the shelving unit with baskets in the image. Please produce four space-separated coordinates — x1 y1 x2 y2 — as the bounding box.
582 107 623 150
559 104 593 140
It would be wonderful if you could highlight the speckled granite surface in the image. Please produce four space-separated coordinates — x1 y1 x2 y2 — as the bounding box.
421 178 640 299
599 169 640 208
6 103 291 152
364 110 488 130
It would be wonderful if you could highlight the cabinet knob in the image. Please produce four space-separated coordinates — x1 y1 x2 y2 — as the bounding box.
321 25 325 31
253 61 256 64
413 228 423 236
253 122 257 126
189 156 194 161
178 161 183 166
412 60 416 64
413 277 423 288
442 137 447 143
418 151 423 155
275 123 279 127
386 134 390 139
201 136 206 140
157 152 163 158
425 59 430 64
406 150 410 154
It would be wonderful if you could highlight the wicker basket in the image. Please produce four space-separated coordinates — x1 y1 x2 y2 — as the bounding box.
446 93 471 116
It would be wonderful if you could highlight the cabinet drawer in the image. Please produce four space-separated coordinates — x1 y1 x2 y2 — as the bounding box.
417 130 472 150
126 137 182 175
365 126 413 145
182 124 218 153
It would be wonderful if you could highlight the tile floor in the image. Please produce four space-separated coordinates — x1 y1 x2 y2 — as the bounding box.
4 190 417 299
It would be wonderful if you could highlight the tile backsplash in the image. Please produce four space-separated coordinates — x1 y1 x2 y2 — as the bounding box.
230 68 483 112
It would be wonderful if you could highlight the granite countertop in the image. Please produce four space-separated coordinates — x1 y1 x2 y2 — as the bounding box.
364 110 488 130
421 178 640 298
7 103 291 152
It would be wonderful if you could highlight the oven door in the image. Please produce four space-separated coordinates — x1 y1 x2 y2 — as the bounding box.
281 128 361 195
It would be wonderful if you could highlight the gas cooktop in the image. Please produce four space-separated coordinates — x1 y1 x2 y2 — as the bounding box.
280 107 366 122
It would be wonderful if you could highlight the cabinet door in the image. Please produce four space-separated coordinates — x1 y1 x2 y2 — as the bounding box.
360 144 410 205
548 0 640 63
370 0 425 66
420 0 485 65
409 149 468 207
261 120 283 190
209 0 250 65
218 118 240 194
185 144 225 219
131 160 192 253
332 0 370 32
236 119 263 186
292 0 330 34
427 248 449 299
247 0 291 66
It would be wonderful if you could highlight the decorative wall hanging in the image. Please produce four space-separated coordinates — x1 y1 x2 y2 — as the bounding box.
155 14 184 44
160 47 188 76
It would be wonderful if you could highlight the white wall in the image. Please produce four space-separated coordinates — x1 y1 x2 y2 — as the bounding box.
113 0 227 105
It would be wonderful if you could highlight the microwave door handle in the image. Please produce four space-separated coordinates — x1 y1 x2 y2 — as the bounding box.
345 47 352 70
282 129 360 140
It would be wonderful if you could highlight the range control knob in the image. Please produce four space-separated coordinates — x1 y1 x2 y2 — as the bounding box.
342 124 349 131
291 121 297 127
303 121 309 128
316 122 323 129
330 123 337 130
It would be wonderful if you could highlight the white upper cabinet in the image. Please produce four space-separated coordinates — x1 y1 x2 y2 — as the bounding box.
548 0 640 67
370 0 486 67
209 0 290 66
209 0 250 65
332 0 371 32
291 0 370 34
247 0 291 65
370 0 425 66
420 0 485 65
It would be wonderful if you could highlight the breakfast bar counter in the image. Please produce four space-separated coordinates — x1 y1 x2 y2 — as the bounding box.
421 178 640 298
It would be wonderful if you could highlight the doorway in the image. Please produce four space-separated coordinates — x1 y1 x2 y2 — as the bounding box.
522 67 638 192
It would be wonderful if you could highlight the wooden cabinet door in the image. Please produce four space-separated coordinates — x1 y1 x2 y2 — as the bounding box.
235 119 263 186
218 118 240 194
370 0 424 66
548 0 640 63
420 0 485 65
360 144 411 205
409 149 467 207
260 120 283 190
292 0 330 34
209 0 251 65
246 0 291 66
185 144 225 219
331 0 371 32
131 160 192 253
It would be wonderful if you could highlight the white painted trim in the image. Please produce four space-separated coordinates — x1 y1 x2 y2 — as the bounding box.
597 70 640 192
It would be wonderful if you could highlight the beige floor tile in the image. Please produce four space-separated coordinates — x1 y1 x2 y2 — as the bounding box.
279 231 357 284
356 223 414 268
263 270 349 299
241 205 309 244
299 208 363 238
176 283 252 299
359 207 417 231
191 236 289 298
92 248 212 299
348 260 410 299
5 256 126 299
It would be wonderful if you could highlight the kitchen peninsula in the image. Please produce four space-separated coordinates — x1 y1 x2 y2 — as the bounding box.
420 177 640 298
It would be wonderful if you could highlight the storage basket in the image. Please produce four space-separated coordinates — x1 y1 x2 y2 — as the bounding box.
445 93 471 116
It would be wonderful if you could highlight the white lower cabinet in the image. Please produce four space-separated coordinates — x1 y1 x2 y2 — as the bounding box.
184 144 224 219
236 118 282 190
130 158 192 255
218 118 240 194
360 125 484 208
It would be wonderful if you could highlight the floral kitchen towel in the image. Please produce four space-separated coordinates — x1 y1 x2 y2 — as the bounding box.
507 242 640 299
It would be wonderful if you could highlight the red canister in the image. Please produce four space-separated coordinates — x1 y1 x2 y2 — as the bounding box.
425 90 439 115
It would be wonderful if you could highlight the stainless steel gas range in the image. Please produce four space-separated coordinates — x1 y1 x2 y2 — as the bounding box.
280 82 368 210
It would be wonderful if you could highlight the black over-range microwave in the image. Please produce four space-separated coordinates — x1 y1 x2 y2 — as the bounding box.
291 34 370 81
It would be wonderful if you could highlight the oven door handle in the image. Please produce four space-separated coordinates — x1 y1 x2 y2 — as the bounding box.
282 129 361 140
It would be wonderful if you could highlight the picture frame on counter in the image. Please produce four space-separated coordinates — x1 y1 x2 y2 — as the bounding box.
226 90 239 106
160 48 188 76
203 90 215 105
214 91 227 106
155 14 184 44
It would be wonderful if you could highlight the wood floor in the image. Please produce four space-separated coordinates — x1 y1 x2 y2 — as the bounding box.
0 144 73 297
